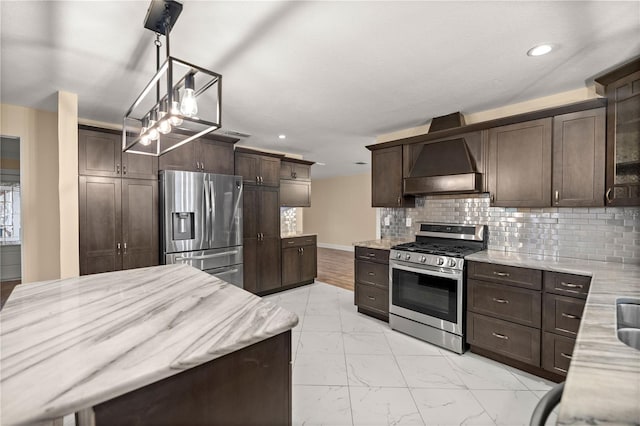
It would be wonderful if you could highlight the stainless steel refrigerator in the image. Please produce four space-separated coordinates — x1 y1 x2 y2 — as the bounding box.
160 171 243 287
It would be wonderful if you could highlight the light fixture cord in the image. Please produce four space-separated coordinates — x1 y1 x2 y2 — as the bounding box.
155 34 162 104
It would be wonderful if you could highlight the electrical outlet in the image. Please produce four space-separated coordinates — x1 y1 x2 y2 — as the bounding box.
406 217 412 227
384 215 391 226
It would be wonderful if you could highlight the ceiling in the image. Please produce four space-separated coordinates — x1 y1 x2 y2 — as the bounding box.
1 1 639 179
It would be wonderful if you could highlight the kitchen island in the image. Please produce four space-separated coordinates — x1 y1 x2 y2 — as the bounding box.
465 251 640 425
0 264 298 425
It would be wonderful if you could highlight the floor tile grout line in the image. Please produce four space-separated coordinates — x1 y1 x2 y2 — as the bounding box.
337 288 356 426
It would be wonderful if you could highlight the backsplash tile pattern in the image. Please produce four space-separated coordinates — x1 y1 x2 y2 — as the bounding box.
380 196 640 264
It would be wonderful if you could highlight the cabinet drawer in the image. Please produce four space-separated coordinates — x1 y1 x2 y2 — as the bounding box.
467 312 541 366
356 283 388 315
355 246 389 264
356 260 389 289
544 271 591 299
468 261 542 290
542 332 575 376
543 293 585 337
468 279 541 328
281 235 317 248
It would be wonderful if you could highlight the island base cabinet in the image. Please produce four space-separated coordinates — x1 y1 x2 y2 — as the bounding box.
93 331 292 426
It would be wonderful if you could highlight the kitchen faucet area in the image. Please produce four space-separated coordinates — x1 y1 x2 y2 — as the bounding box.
1 1 639 425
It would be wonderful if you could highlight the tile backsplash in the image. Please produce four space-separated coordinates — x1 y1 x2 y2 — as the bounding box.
380 196 640 264
281 207 298 234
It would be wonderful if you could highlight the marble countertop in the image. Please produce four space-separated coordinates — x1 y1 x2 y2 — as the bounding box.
0 264 298 424
352 237 412 251
281 232 317 239
465 250 640 425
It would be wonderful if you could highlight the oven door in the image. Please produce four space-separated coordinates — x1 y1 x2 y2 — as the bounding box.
389 261 463 335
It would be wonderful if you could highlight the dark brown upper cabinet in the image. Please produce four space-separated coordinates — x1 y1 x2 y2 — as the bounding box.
552 108 606 207
595 59 640 206
488 118 552 207
280 158 314 207
371 145 414 207
158 133 237 174
79 127 158 180
235 148 282 187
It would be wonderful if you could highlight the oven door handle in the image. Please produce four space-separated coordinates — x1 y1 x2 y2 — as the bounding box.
390 261 462 279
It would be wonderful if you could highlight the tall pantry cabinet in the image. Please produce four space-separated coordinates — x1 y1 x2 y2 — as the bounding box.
78 126 159 275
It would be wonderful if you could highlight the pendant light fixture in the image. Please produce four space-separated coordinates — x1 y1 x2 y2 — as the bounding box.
123 0 222 156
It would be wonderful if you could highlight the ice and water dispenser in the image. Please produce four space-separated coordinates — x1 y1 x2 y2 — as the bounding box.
172 212 194 240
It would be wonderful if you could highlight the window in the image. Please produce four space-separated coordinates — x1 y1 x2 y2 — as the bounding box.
0 183 20 244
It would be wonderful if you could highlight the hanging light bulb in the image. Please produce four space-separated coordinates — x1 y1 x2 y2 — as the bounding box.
157 99 172 135
147 110 160 141
180 72 198 117
169 88 183 126
139 116 152 146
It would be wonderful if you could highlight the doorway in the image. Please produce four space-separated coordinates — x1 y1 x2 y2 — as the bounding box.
1 136 21 308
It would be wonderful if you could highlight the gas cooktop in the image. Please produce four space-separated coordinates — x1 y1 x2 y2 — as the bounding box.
392 241 480 258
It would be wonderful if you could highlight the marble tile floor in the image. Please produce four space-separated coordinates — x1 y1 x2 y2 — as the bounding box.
264 281 559 426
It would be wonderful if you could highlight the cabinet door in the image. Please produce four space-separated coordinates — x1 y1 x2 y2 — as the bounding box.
200 140 234 175
259 187 280 238
122 179 159 270
293 164 311 181
79 176 122 275
259 157 281 187
371 146 413 207
281 246 300 286
488 118 552 207
300 244 317 282
552 109 606 207
242 186 259 240
605 70 640 206
158 134 198 171
235 153 259 185
280 162 295 179
122 152 158 180
78 129 121 177
258 236 282 292
242 238 258 294
280 180 310 207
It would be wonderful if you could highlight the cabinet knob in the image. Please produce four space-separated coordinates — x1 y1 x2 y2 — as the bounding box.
554 190 559 204
397 196 401 206
116 164 120 174
116 242 121 254
123 242 127 254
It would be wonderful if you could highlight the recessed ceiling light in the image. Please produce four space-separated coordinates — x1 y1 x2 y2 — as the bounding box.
355 161 368 165
278 134 286 139
527 44 553 57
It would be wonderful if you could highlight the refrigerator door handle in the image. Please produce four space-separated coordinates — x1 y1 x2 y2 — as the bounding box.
175 250 239 262
204 175 211 246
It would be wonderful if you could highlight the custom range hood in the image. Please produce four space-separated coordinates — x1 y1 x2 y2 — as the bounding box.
404 112 482 195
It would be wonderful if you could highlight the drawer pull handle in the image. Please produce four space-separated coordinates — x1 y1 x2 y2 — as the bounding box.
287 241 295 244
560 352 572 360
367 296 376 301
561 313 580 320
492 298 509 304
493 272 510 277
491 332 509 340
368 253 376 257
368 272 375 276
560 282 583 289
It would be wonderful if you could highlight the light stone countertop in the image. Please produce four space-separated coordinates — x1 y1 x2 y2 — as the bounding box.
352 237 412 251
0 264 298 424
281 232 317 239
465 250 640 425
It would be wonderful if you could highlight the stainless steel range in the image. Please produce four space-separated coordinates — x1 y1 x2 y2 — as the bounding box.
389 223 487 354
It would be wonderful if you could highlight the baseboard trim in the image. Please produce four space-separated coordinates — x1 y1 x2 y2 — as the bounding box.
317 243 354 252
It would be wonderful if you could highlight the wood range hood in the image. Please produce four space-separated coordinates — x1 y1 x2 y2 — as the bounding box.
404 112 482 195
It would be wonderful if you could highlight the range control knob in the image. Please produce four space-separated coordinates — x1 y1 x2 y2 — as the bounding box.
395 252 401 259
448 258 457 267
436 257 445 266
405 253 411 261
420 256 427 263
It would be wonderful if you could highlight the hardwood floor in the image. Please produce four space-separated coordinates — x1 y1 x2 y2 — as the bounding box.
316 247 354 291
1 280 20 310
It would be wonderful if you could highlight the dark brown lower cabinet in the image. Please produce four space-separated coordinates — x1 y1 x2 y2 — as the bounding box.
354 246 390 321
79 176 158 276
93 331 292 425
466 261 590 381
281 236 317 288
